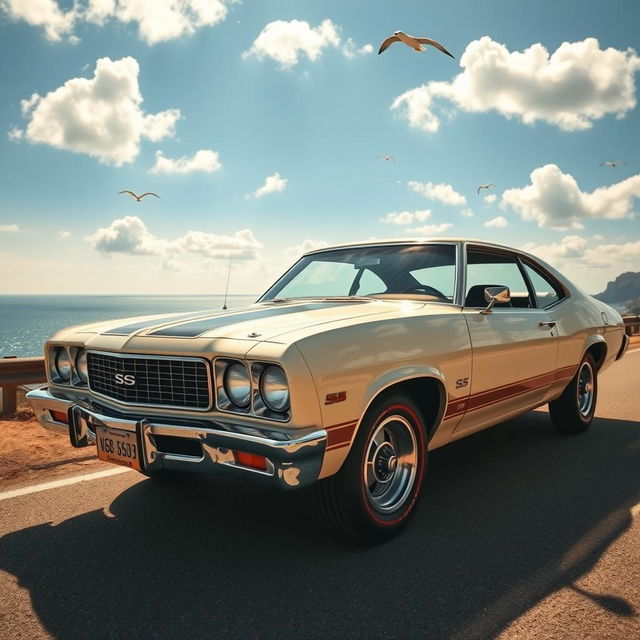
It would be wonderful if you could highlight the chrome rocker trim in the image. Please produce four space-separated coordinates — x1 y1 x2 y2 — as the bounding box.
26 387 327 489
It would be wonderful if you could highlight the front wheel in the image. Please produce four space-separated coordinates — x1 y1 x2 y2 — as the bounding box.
314 394 427 543
549 353 598 434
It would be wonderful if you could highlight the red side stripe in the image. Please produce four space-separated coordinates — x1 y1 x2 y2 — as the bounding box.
444 363 579 419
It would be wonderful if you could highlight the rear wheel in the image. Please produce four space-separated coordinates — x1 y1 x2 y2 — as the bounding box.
314 394 427 543
549 353 598 434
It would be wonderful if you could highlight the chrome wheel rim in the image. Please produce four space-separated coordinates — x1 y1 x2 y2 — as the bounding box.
577 361 595 417
363 414 418 514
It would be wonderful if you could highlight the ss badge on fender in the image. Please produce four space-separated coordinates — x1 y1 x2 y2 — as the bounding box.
455 377 469 389
325 391 347 405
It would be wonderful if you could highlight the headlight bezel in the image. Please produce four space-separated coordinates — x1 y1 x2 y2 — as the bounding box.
214 358 291 421
258 365 290 413
223 361 252 409
48 346 72 384
47 345 89 387
75 349 89 384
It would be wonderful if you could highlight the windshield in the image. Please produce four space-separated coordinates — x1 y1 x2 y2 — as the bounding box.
260 244 457 303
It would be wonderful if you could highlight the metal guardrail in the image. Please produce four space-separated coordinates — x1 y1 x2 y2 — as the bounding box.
0 356 46 415
623 315 640 335
1 315 639 416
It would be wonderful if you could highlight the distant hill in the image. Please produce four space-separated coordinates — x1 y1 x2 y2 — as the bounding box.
625 298 640 315
594 272 640 311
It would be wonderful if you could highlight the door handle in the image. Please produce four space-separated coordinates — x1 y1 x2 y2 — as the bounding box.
539 321 556 328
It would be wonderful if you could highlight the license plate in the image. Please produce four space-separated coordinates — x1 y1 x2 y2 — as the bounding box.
95 425 141 471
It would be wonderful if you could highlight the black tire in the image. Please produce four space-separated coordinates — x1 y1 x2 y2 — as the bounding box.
314 394 428 543
549 352 598 434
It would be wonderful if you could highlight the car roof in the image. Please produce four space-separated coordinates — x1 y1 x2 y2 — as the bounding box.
303 238 526 256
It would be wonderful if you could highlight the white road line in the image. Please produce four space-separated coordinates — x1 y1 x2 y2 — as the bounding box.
0 467 132 502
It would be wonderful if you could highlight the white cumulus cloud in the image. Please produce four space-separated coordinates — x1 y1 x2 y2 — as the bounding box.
483 194 497 204
460 208 474 218
284 239 329 260
521 235 640 292
408 180 466 205
150 149 222 174
243 19 371 69
7 126 23 141
342 38 373 58
380 210 431 225
58 230 71 239
392 37 640 133
484 216 508 228
86 216 262 260
501 164 640 230
0 224 19 232
88 0 231 45
16 57 180 166
406 223 454 235
1 0 76 41
1 0 234 45
246 172 287 199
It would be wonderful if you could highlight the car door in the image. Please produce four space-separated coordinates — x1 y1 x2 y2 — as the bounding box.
453 246 558 437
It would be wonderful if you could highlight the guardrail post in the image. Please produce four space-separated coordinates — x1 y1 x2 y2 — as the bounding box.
1 383 18 416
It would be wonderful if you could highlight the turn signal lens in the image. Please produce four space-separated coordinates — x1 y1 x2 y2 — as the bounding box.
234 451 267 471
50 410 68 424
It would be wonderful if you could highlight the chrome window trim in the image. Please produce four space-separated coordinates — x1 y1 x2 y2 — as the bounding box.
454 241 465 307
258 241 460 305
86 350 213 412
462 243 540 310
518 256 570 310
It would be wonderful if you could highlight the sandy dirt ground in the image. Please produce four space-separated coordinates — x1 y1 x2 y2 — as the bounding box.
0 411 98 488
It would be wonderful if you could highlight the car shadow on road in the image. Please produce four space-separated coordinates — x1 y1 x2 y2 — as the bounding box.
1 411 639 639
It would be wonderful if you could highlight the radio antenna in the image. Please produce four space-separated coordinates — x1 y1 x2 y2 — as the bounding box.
222 257 232 310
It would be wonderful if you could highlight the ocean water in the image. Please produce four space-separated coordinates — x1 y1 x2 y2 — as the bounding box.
0 295 257 357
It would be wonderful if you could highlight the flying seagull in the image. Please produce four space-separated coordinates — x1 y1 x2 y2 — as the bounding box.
599 161 627 168
378 154 395 162
378 31 455 58
118 190 160 202
477 183 496 194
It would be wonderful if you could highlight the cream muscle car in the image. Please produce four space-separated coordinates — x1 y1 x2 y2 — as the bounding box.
27 239 629 541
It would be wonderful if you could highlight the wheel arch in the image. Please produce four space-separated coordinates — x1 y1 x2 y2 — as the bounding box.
583 335 607 371
359 371 447 443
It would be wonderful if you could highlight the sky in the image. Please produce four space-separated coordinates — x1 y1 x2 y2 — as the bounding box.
0 0 639 295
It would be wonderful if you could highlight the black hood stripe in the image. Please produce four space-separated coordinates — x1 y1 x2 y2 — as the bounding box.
148 302 353 338
102 311 218 336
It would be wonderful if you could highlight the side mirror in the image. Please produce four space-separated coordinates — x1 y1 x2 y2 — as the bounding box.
481 286 511 315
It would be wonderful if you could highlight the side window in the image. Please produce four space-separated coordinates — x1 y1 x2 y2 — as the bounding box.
523 262 564 308
466 250 532 308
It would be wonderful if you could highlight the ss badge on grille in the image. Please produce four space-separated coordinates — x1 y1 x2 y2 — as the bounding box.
115 373 136 386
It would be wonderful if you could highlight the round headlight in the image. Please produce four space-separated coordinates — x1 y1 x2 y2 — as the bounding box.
55 348 71 382
76 350 88 383
260 366 290 412
224 362 251 408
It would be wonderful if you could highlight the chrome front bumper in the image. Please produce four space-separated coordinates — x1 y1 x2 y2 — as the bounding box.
26 387 327 489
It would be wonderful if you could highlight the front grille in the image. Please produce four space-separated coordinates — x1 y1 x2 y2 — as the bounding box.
87 352 211 410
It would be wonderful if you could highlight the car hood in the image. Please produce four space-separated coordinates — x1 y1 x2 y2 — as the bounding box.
51 299 413 345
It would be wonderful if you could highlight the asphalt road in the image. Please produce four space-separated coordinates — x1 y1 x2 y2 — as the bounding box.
1 350 639 640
